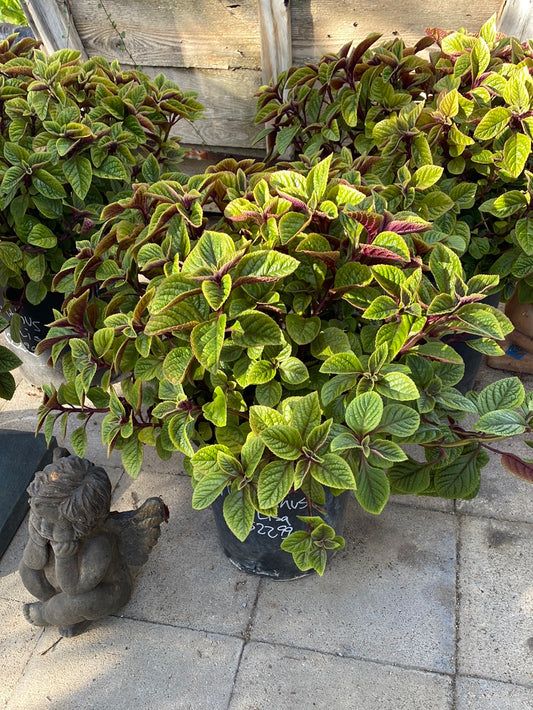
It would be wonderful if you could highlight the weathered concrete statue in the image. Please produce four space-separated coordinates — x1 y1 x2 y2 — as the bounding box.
19 452 168 637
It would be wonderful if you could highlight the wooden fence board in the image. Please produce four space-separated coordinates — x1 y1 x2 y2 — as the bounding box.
68 0 262 69
24 0 87 57
146 66 263 149
498 0 533 39
291 0 502 62
258 0 292 83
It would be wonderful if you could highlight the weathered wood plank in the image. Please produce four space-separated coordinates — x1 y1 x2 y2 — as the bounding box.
68 0 262 69
141 65 262 149
258 0 292 84
290 0 502 62
23 0 87 57
497 0 533 40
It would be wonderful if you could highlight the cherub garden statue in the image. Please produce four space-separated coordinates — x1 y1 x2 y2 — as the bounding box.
19 451 168 637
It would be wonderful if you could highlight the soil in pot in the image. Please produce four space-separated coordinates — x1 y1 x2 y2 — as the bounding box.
211 488 349 580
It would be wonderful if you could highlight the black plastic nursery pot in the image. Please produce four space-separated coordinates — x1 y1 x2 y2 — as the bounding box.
2 289 63 353
211 488 349 580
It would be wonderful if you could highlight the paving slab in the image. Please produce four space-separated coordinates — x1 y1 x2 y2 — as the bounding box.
455 446 533 523
0 597 42 707
389 493 454 513
141 445 188 476
455 676 533 709
0 515 31 603
457 516 533 687
250 502 457 674
0 376 123 469
228 641 453 710
0 381 43 431
4 617 243 710
113 470 261 638
2 366 533 708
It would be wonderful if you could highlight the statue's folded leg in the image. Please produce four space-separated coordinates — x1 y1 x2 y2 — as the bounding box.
22 582 132 636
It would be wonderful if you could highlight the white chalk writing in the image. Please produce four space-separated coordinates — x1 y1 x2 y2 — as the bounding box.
250 497 307 540
251 513 294 539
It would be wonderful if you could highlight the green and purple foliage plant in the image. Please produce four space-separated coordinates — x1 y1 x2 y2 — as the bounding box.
0 0 27 26
0 32 203 327
255 15 533 302
0 312 21 398
34 154 533 574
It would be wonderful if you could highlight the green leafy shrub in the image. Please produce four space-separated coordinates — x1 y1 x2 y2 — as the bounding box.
0 312 21 398
255 15 533 301
0 33 204 313
0 0 27 26
35 156 533 575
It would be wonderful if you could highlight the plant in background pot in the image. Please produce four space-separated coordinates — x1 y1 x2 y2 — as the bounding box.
0 32 203 371
0 313 21 399
255 14 533 306
35 156 533 578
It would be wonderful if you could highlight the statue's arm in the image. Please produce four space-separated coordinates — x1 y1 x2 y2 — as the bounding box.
53 534 113 594
19 559 56 600
22 513 50 570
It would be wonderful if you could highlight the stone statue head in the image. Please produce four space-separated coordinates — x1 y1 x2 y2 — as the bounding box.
27 456 112 539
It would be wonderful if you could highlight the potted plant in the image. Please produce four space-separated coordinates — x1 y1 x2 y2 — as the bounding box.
34 155 533 578
255 15 533 307
0 314 21 399
0 32 203 370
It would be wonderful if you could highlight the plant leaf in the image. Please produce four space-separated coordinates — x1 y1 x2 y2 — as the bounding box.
309 453 356 489
355 463 390 514
63 155 92 200
286 314 321 345
345 392 383 436
260 425 303 460
258 460 295 508
191 314 226 374
223 488 255 541
473 107 511 140
502 133 531 179
192 472 231 509
121 435 143 478
475 410 526 436
477 377 525 414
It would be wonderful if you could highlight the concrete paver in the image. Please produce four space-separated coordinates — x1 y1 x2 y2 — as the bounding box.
455 445 533 523
228 642 453 710
0 519 30 603
455 676 533 709
457 516 533 687
251 504 456 674
115 471 262 637
1 361 533 709
5 619 243 710
0 598 41 707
